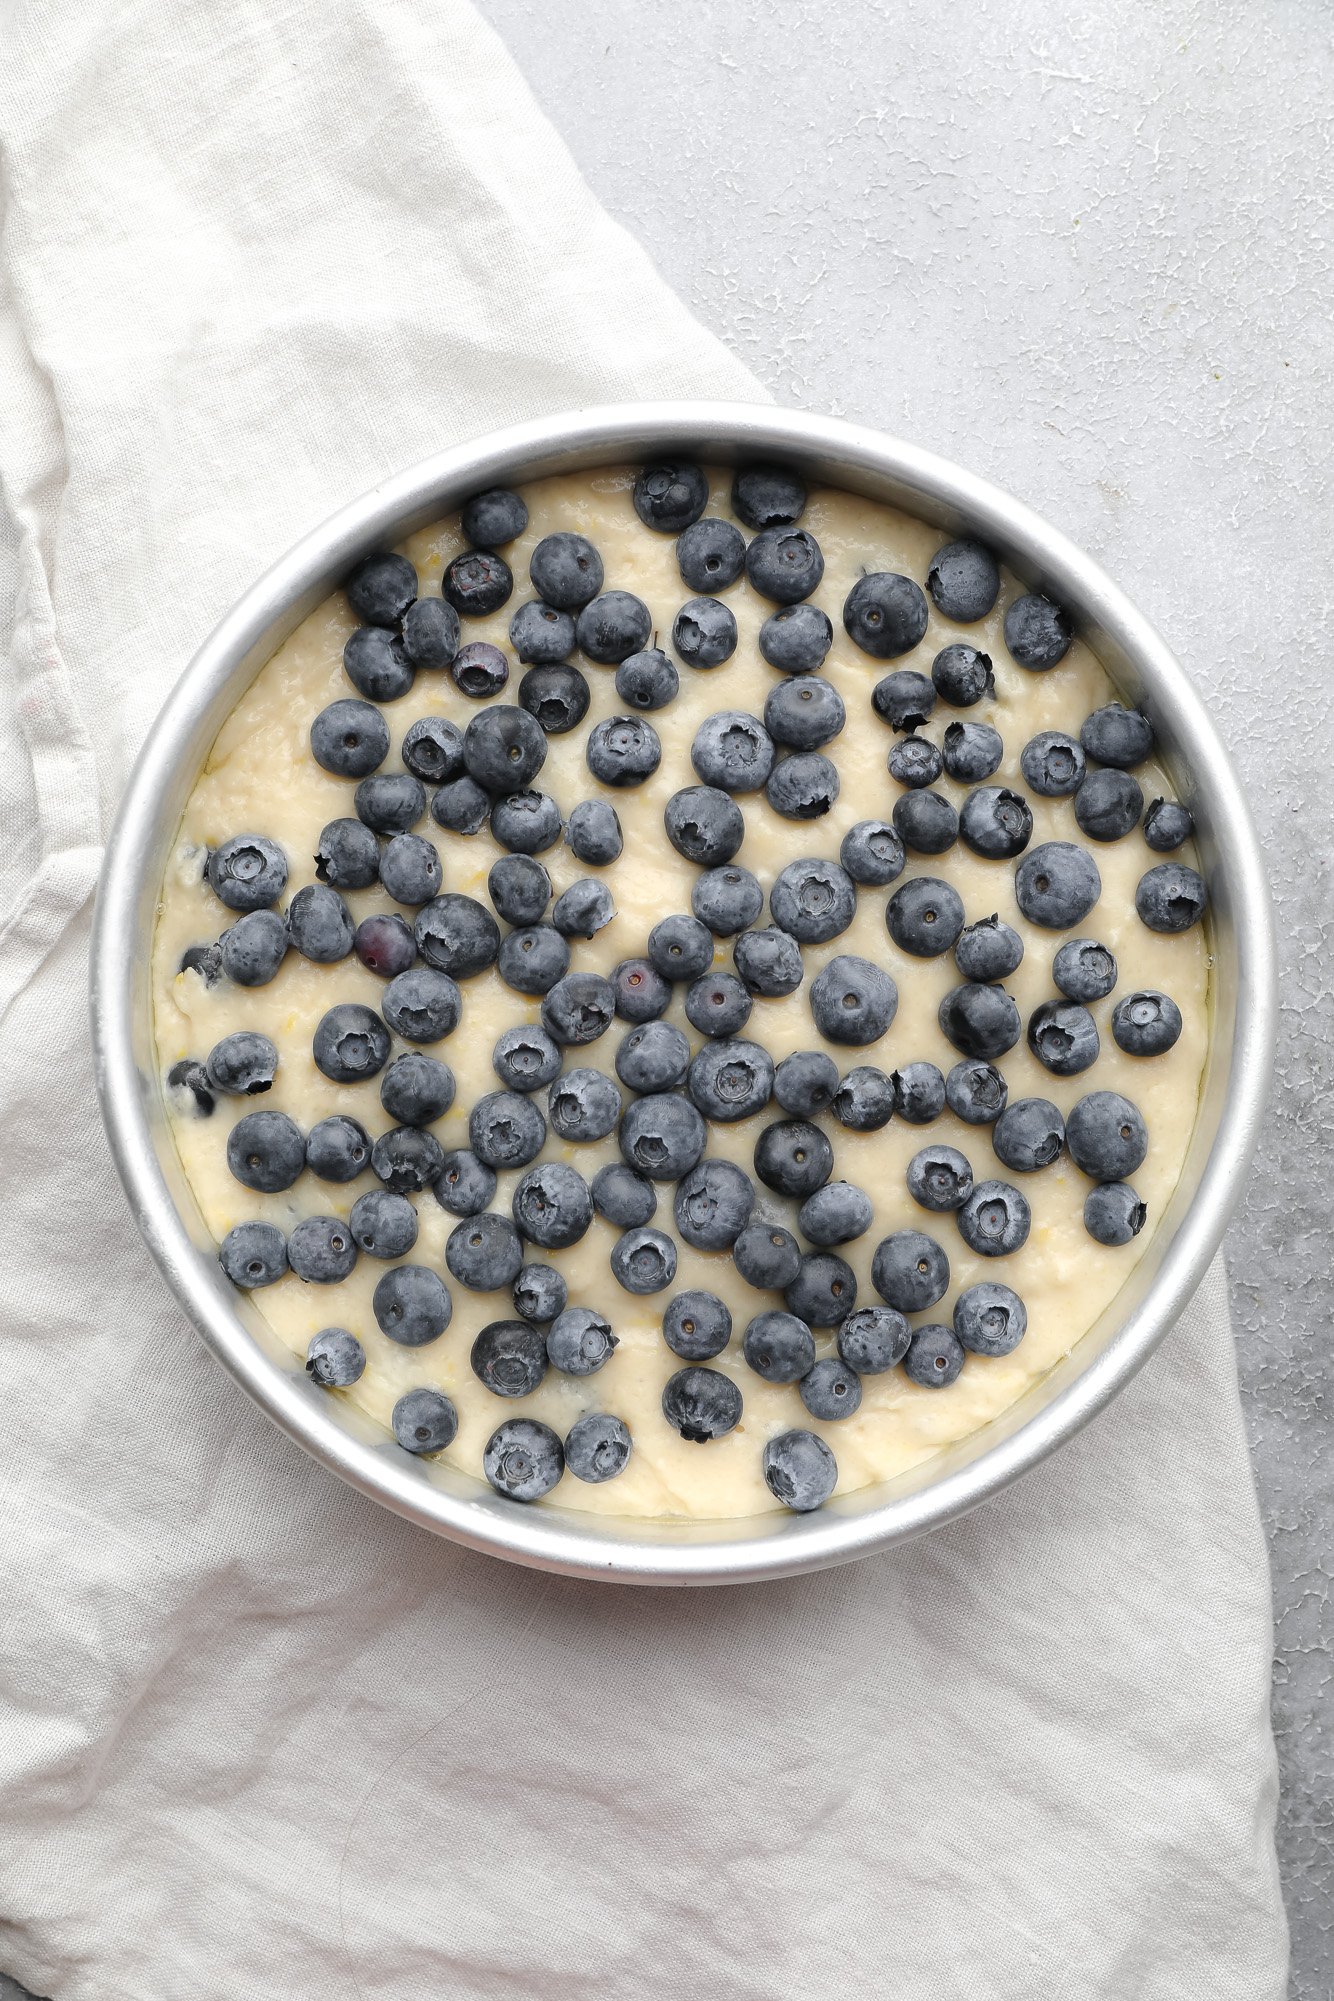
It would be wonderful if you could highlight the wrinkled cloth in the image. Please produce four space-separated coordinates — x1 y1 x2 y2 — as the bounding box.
0 3 1286 1998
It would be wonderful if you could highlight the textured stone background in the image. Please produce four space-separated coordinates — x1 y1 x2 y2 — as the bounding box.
472 0 1333 1989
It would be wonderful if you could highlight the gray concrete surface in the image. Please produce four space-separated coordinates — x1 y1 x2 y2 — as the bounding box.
476 0 1332 1991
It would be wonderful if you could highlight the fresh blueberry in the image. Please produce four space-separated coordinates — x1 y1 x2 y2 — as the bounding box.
226 1110 305 1192
906 1144 973 1212
343 626 414 702
306 1327 367 1389
758 603 834 674
447 1212 525 1291
180 945 222 985
945 1058 1008 1125
926 540 1000 622
1004 593 1071 669
810 955 898 1046
893 789 958 856
518 661 591 733
206 834 288 913
461 487 528 548
872 669 936 731
765 752 839 820
1144 798 1194 852
483 1419 564 1501
576 590 652 665
648 913 714 981
838 1306 911 1374
1021 729 1086 797
888 735 945 788
931 643 995 707
207 1030 278 1095
692 865 765 937
355 772 427 835
692 711 775 793
956 1179 1031 1256
378 1051 454 1128
903 1325 965 1388
372 1126 445 1194
663 785 745 866
219 1220 287 1288
733 926 805 997
393 1388 459 1457
953 916 1023 984
1028 999 1100 1076
799 1356 862 1420
1084 1182 1148 1245
1052 938 1117 1003
953 1281 1028 1355
672 597 738 669
472 1318 550 1394
490 789 563 857
463 705 547 795
611 1226 678 1294
619 1093 707 1181
355 904 417 978
305 1114 372 1182
312 1003 390 1083
512 1160 595 1247
762 1429 838 1512
1066 1090 1149 1181
871 1230 949 1313
677 517 747 592
401 598 461 670
674 1159 755 1251
886 877 965 956
763 676 845 752
662 1366 744 1442
683 972 752 1039
733 1222 803 1291
491 922 573 1000
566 798 623 866
346 551 416 627
548 1067 622 1144
443 548 513 618
767 861 853 946
1112 990 1183 1057
743 1311 815 1383
772 1048 838 1117
746 528 824 605
220 909 288 987
510 598 576 665
1074 768 1144 842
1014 842 1102 929
488 853 551 926
634 461 709 532
662 1291 732 1361
469 1090 547 1170
513 1263 568 1325
830 1062 896 1132
1082 703 1154 769
586 714 662 786
287 1215 358 1284
381 965 462 1042
943 719 1004 782
492 1022 563 1093
564 1413 633 1484
616 647 679 711
1136 862 1208 932
992 1098 1065 1172
378 832 442 905
311 697 390 778
840 819 905 887
844 572 929 657
592 1162 658 1229
892 1061 946 1125
349 1189 419 1259
960 787 1033 861
315 819 382 896
432 1148 498 1217
612 957 673 1023
616 1020 692 1094
415 893 500 978
732 462 806 528
551 879 615 941
799 1180 873 1248
939 983 1021 1060
688 1038 774 1121
785 1252 856 1327
286 883 355 962
430 774 491 834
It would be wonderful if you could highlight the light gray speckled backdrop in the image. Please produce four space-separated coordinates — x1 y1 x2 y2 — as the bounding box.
476 0 1333 1991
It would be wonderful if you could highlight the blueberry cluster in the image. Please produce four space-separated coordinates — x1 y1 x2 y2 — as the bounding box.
173 457 1207 1518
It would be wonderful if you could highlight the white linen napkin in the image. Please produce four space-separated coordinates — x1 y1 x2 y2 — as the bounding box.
0 3 1286 1996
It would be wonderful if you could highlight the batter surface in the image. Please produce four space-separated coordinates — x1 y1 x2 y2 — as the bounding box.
152 465 1209 1518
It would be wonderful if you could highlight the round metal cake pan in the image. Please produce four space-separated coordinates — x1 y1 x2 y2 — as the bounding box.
90 402 1275 1585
